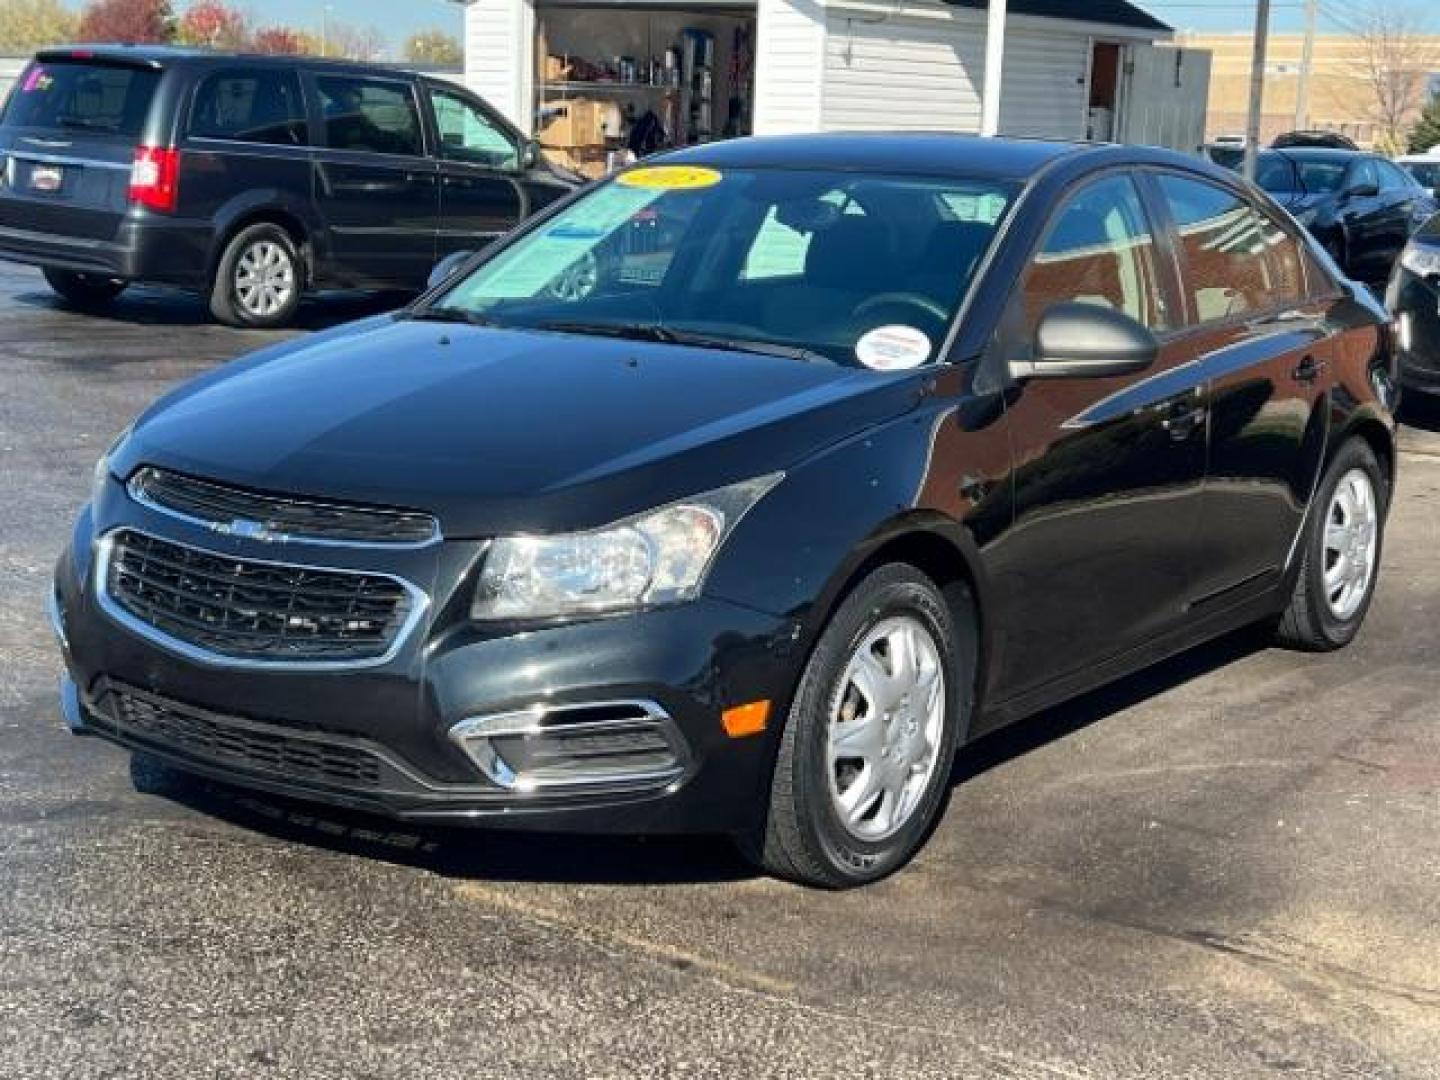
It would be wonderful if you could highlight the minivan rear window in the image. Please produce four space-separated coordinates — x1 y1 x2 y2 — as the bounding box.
2 61 159 138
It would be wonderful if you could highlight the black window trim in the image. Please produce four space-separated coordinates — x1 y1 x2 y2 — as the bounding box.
307 70 432 161
1139 164 1332 336
182 64 313 150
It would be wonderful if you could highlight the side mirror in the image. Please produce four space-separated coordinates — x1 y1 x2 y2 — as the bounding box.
521 139 541 170
1011 302 1159 380
1343 181 1379 199
427 250 475 291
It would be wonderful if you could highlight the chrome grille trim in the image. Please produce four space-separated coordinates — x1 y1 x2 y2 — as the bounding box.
94 529 430 671
127 467 441 548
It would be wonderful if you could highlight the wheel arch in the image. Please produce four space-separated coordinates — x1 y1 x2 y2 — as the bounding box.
210 196 319 288
1333 412 1396 494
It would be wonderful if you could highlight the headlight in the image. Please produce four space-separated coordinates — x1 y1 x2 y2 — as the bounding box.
91 424 132 507
472 473 782 620
1400 242 1440 279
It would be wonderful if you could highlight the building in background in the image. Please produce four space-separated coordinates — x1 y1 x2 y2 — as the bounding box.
466 0 1212 176
1183 32 1440 148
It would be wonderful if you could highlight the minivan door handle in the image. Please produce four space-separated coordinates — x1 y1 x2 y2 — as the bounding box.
1292 355 1326 384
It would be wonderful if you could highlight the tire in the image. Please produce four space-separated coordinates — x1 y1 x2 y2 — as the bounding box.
209 223 303 329
43 268 126 307
1274 438 1388 652
741 564 971 889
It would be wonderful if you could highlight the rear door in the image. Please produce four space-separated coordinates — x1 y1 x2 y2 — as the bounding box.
1150 171 1332 610
307 71 439 288
421 82 524 257
0 57 162 242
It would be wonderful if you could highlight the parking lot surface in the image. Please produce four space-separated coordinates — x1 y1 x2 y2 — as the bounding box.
2 265 1438 1079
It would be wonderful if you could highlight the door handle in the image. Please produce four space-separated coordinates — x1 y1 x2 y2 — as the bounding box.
1292 355 1326 384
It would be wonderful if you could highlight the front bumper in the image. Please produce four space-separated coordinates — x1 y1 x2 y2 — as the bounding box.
1387 267 1440 395
52 488 801 834
0 214 214 288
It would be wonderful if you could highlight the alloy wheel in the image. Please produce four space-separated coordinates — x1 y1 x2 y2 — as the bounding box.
234 240 296 319
826 615 946 842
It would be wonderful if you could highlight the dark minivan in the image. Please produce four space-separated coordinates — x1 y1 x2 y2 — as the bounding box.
0 46 575 326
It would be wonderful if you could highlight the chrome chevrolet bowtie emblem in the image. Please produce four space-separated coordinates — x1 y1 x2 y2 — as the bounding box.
215 518 277 542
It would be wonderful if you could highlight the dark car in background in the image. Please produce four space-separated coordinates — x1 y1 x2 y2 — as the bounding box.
1272 130 1359 151
52 134 1398 888
0 47 575 327
1396 152 1440 197
1387 213 1440 397
1252 148 1436 282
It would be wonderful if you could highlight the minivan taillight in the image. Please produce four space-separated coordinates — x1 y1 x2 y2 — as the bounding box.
128 146 179 213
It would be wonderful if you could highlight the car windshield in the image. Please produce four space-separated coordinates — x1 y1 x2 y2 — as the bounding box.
1 61 160 138
431 166 1016 367
1256 154 1347 195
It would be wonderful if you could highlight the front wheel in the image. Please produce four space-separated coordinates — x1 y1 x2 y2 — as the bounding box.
43 268 127 308
210 223 303 329
741 564 968 888
1275 438 1387 651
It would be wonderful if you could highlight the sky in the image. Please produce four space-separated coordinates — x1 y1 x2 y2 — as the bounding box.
237 1 464 44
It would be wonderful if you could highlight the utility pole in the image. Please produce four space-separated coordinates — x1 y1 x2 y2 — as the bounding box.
980 0 1008 137
1295 0 1317 130
1243 0 1273 182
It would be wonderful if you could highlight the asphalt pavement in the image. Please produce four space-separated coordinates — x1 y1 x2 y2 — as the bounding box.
1 266 1437 1079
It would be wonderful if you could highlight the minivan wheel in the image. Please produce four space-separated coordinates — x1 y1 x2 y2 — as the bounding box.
741 564 966 888
1274 439 1387 651
43 268 127 308
210 223 302 329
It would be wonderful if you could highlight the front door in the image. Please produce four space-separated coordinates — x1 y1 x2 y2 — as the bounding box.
423 84 525 257
986 172 1208 702
309 72 439 288
1150 171 1332 608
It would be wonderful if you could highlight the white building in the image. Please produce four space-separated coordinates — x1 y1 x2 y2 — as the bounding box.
465 0 1211 154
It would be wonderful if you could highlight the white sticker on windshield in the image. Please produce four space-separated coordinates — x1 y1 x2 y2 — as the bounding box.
855 325 932 370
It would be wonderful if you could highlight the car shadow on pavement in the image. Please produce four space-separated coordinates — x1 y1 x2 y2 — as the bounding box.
130 625 1273 888
12 283 407 332
951 623 1272 787
130 754 759 886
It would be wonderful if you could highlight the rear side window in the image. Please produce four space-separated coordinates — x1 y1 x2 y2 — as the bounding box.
189 69 306 145
1156 174 1305 324
2 61 159 138
316 75 423 158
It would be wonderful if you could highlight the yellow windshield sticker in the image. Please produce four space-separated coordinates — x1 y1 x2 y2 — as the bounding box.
617 165 722 191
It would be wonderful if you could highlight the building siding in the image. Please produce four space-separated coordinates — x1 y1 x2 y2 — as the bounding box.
754 0 827 135
466 0 535 134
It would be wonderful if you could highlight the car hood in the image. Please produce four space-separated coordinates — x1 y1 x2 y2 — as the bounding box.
114 315 923 537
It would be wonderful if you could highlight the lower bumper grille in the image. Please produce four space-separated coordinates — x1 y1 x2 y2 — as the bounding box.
100 684 385 790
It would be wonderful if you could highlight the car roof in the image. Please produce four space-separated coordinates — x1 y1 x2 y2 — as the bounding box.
33 44 422 79
657 132 1207 182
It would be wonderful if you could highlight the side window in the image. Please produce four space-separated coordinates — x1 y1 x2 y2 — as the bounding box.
1019 174 1168 337
189 69 306 145
1156 174 1304 324
429 88 518 169
316 75 423 158
1349 159 1379 192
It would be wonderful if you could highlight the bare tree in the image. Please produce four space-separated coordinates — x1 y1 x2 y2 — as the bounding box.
1329 2 1439 151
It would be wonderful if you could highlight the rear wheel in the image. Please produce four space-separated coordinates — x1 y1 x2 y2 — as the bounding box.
1275 439 1387 651
43 268 126 308
210 223 302 329
741 564 968 888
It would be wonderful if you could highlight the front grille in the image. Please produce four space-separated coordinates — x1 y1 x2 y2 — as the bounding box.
103 685 384 789
103 530 417 663
129 467 438 545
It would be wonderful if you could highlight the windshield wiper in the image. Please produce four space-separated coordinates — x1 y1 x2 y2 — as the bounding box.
535 320 828 363
401 305 494 327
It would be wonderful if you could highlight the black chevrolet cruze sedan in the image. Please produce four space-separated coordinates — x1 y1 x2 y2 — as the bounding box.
52 134 1399 888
